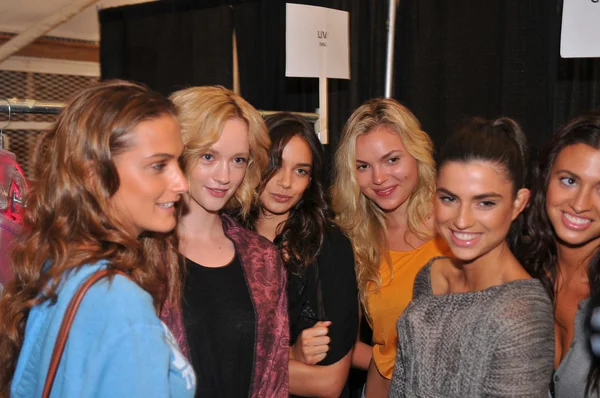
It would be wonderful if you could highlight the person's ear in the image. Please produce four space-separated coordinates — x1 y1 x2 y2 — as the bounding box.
511 188 530 221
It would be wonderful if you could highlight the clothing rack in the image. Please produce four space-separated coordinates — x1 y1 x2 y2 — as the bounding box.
0 98 320 123
0 99 65 115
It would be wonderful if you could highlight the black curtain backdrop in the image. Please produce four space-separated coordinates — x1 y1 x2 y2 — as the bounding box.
233 0 389 161
233 2 384 395
99 0 387 165
394 0 600 154
99 0 234 96
98 0 600 154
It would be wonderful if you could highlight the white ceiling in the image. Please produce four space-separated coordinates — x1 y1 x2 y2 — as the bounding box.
0 0 157 42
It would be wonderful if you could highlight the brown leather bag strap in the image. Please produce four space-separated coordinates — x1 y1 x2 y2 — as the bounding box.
42 268 132 398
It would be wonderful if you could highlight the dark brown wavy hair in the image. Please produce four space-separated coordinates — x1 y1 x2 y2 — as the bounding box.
517 110 600 395
243 113 330 273
0 80 183 395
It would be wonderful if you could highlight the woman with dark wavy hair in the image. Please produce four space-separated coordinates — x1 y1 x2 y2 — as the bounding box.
0 81 195 397
244 113 358 397
519 110 600 397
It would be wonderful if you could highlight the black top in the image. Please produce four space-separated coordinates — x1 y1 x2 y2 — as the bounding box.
288 226 359 398
182 255 256 398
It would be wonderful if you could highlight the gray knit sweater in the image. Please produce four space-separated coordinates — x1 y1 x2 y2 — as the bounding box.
388 258 555 398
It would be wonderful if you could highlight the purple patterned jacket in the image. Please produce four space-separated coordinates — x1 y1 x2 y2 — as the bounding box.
160 213 289 397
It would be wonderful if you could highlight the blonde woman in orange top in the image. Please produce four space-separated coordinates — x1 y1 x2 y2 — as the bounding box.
332 98 449 397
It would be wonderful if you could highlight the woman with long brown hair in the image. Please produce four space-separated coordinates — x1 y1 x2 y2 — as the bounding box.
0 81 195 397
244 113 358 397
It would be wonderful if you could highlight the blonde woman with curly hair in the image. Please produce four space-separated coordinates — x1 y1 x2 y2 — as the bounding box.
331 98 449 397
160 86 289 398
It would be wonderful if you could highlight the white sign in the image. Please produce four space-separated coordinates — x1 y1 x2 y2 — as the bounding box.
561 0 600 58
285 3 350 79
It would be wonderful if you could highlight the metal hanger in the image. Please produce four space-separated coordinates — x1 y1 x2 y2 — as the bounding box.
0 98 11 150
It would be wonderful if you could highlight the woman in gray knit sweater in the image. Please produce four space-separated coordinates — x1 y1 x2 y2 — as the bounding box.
389 118 555 397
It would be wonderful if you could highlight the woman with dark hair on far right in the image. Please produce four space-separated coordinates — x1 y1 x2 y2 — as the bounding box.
519 110 600 397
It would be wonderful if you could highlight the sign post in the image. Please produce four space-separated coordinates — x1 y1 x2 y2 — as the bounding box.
286 3 350 144
561 0 600 58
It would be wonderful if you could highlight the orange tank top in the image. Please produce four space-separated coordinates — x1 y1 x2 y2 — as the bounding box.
366 236 450 379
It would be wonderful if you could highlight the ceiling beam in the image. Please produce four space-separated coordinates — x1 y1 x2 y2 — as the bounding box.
0 0 99 63
0 34 99 63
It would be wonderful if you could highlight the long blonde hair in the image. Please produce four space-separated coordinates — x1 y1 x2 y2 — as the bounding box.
332 98 436 316
170 86 270 217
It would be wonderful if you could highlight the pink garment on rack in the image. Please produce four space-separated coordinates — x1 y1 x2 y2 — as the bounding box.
0 149 27 287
